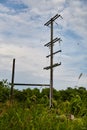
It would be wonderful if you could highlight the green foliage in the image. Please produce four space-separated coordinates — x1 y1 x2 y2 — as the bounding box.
0 80 87 129
0 104 87 130
0 80 10 102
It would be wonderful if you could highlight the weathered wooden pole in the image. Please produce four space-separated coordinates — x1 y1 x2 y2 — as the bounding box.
44 14 62 108
10 58 15 102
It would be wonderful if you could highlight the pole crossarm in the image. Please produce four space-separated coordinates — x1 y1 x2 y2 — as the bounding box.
44 37 62 47
46 50 62 58
44 14 62 26
9 83 50 87
44 62 61 70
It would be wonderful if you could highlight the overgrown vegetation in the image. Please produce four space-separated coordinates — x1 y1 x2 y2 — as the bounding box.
0 80 87 130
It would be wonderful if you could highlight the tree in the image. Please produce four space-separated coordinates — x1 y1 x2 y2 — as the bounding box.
0 80 10 102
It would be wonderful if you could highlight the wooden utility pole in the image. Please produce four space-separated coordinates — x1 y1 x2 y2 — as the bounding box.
44 14 62 108
10 58 15 102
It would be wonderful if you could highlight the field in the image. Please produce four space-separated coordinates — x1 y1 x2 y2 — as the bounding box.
0 80 87 130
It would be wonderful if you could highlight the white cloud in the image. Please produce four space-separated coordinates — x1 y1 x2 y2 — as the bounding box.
0 0 87 89
0 4 11 13
61 0 87 40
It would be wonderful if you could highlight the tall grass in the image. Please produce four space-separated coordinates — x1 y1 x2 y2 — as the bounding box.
0 102 87 130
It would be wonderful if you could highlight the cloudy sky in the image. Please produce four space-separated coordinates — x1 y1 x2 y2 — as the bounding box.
0 0 87 90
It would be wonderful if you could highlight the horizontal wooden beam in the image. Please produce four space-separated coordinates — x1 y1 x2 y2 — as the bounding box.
44 37 61 47
46 50 62 58
44 62 61 70
9 83 50 87
44 14 61 26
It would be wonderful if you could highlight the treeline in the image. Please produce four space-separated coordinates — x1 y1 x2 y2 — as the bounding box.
0 80 87 117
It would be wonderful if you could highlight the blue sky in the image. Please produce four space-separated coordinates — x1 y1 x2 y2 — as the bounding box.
0 0 87 90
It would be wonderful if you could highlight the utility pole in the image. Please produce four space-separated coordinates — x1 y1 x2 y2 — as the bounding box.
44 14 62 108
10 58 15 103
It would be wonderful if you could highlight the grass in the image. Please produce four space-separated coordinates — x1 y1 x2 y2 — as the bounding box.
0 101 87 130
